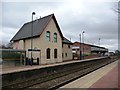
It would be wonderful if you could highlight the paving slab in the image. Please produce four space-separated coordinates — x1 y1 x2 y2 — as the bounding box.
89 65 118 88
59 60 118 89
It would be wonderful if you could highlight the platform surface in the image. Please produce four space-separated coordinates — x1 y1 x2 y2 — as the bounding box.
59 60 118 89
1 57 106 74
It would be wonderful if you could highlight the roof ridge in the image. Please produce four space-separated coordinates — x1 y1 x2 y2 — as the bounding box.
24 14 54 25
38 14 53 36
10 13 64 41
62 37 72 44
74 42 107 49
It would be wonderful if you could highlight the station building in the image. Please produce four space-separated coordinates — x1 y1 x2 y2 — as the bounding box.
11 14 73 64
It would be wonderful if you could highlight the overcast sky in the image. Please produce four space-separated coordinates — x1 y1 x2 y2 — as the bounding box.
1 0 119 52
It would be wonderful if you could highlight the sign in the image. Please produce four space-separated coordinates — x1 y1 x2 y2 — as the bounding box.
28 49 40 52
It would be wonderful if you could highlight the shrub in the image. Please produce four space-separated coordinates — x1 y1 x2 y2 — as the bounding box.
1 51 21 59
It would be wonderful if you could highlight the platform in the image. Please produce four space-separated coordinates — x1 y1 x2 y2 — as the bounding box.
1 57 106 74
59 60 118 89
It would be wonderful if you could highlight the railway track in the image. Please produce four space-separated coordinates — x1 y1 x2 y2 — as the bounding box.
2 56 118 89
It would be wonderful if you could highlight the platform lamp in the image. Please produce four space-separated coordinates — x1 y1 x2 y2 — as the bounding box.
79 34 82 60
31 12 36 63
82 31 85 59
99 38 101 56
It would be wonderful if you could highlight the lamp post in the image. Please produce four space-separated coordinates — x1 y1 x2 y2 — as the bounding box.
31 12 35 64
79 34 82 60
99 38 101 56
82 31 85 59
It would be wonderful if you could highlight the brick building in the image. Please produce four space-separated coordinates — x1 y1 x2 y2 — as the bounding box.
72 42 108 59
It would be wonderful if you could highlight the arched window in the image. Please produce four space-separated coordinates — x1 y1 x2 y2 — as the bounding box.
46 48 50 59
65 53 67 57
54 49 57 58
46 31 50 41
54 33 57 43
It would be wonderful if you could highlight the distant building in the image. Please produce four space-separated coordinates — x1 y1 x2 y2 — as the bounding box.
90 44 108 55
72 42 91 55
115 50 120 55
72 42 108 59
109 52 115 56
11 14 73 64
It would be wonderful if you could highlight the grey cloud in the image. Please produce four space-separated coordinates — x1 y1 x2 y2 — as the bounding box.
1 1 118 52
2 2 63 28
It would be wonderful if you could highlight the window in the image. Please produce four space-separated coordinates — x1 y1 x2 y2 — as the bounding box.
54 49 57 58
62 53 64 58
65 53 67 57
54 33 57 43
46 31 50 41
23 40 25 49
62 44 63 48
86 48 88 50
46 48 50 59
68 45 70 48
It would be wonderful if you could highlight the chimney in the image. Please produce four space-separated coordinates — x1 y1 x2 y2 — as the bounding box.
36 17 38 22
70 38 71 41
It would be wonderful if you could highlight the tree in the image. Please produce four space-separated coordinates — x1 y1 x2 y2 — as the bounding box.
112 1 120 13
0 42 13 49
0 44 6 49
6 42 13 49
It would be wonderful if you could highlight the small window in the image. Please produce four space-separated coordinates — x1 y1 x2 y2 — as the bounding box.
23 40 25 49
62 44 63 48
68 45 70 48
54 33 57 43
54 49 57 58
46 31 50 41
65 53 67 57
62 53 64 58
46 48 50 59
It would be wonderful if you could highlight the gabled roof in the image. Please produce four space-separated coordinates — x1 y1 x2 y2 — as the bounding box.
62 37 72 44
11 14 63 41
73 42 107 49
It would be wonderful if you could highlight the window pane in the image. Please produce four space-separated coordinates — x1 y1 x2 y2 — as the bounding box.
68 45 70 48
54 33 57 42
66 53 67 57
46 31 50 41
62 53 64 58
47 37 50 41
54 49 57 58
47 48 50 59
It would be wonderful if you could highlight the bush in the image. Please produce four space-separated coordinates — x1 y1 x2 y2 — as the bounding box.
84 53 91 56
1 51 21 59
